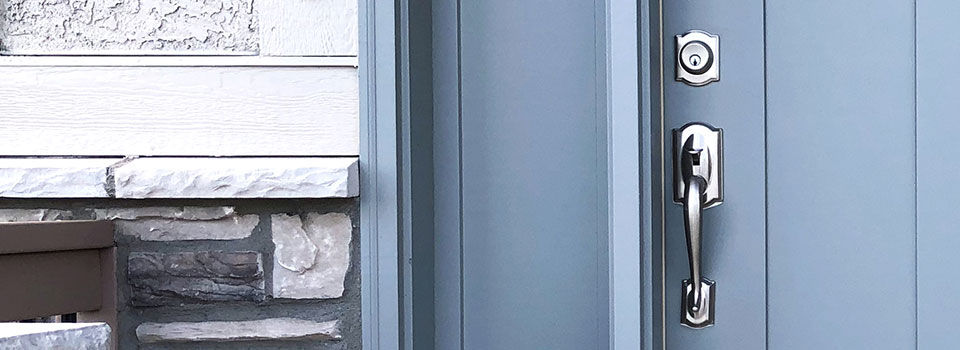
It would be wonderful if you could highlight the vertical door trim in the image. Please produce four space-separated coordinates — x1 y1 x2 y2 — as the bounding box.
643 0 666 348
605 0 647 348
359 0 402 348
606 0 664 348
430 0 463 348
364 0 663 348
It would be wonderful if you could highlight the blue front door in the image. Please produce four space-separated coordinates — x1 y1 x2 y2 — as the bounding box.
660 0 953 348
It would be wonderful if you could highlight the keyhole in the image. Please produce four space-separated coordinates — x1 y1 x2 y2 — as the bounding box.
689 54 701 67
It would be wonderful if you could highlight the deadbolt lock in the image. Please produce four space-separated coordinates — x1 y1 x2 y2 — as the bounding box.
676 30 720 86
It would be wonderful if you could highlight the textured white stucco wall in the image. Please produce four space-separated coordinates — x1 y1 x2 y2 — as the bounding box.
0 0 259 53
0 0 358 55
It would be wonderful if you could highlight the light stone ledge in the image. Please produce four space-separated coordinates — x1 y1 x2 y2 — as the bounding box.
114 157 359 198
0 158 119 198
0 157 358 199
136 318 341 343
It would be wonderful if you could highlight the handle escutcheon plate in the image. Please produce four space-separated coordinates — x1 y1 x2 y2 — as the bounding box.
681 278 716 328
673 123 723 208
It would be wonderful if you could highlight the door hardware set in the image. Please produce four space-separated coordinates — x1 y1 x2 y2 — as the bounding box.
674 29 722 328
673 122 722 329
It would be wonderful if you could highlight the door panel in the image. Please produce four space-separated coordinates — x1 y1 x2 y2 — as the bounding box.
662 0 920 348
661 0 767 348
457 0 607 349
917 0 960 348
765 1 916 348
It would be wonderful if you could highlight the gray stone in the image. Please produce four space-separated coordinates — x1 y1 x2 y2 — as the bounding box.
95 206 258 241
112 157 359 198
0 0 258 54
272 214 319 273
272 213 352 299
94 206 235 220
136 318 341 343
0 322 110 350
116 215 259 241
128 251 264 306
0 158 117 198
0 209 72 222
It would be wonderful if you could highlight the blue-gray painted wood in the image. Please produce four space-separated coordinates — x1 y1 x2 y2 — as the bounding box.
642 2 663 350
765 1 916 348
399 0 437 348
917 0 958 348
660 1 921 348
429 0 646 348
358 0 401 348
431 0 463 349
606 0 644 348
457 0 608 348
660 0 767 348
641 1 663 349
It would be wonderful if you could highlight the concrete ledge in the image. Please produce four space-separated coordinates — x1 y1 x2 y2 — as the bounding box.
136 318 341 343
114 157 359 198
0 158 117 198
0 322 110 349
0 157 358 199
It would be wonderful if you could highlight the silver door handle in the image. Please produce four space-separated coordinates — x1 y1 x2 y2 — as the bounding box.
673 123 722 329
682 172 706 313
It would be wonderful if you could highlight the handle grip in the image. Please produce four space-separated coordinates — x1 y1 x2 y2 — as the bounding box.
683 175 706 311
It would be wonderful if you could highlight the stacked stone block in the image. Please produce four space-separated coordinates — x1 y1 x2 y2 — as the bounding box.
0 202 359 350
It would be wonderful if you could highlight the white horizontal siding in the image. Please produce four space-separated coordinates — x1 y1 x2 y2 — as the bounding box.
259 0 359 56
0 66 358 156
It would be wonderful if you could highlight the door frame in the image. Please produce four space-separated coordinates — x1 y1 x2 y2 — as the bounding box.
358 0 663 348
359 0 402 347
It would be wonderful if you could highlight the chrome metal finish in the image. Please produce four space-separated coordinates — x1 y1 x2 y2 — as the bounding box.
676 30 720 86
673 122 723 329
681 278 715 328
683 175 705 311
674 123 722 207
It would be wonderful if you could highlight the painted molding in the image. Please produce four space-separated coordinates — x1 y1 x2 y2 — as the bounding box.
358 0 403 348
606 0 645 348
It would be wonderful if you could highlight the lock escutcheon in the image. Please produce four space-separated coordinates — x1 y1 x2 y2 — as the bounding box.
676 30 720 86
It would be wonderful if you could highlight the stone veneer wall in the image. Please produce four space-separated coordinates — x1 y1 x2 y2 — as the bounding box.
0 199 359 350
0 0 362 348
